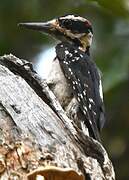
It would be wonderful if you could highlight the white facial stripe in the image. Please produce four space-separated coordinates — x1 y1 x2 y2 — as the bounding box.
60 15 87 22
65 30 85 39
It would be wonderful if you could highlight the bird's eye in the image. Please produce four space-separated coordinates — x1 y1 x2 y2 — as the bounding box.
61 19 72 28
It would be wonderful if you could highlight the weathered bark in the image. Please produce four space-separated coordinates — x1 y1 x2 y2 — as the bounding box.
0 54 115 180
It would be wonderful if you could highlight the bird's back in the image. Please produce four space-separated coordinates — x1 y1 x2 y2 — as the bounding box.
56 42 105 141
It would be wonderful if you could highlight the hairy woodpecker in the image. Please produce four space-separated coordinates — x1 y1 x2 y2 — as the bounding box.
19 14 105 141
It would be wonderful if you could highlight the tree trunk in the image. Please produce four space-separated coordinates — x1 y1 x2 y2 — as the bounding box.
0 54 115 180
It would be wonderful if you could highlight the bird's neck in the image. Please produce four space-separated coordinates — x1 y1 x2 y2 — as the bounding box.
76 44 90 56
58 41 90 57
71 39 90 55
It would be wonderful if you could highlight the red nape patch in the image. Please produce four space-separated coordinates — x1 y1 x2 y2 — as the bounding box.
85 20 92 27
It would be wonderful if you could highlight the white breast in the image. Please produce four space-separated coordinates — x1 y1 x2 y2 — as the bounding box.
46 58 73 109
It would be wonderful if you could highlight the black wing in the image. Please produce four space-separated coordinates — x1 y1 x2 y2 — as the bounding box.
56 42 105 141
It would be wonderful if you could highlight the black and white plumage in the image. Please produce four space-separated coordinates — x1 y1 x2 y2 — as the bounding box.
19 14 105 141
56 42 105 141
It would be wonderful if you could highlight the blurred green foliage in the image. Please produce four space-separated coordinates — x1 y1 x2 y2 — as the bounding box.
0 0 129 179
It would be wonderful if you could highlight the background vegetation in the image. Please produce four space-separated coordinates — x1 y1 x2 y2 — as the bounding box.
0 0 129 179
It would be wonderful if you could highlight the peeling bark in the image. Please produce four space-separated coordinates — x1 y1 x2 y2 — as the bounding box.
0 54 115 180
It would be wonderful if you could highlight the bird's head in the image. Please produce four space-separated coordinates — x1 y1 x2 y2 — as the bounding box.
19 14 93 52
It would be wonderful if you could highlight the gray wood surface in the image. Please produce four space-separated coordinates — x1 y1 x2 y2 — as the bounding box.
0 54 115 180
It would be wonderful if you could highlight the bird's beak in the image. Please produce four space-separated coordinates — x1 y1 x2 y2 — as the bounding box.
18 19 68 42
18 19 59 35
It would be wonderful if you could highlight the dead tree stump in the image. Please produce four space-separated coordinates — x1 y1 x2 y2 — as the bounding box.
0 54 115 180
